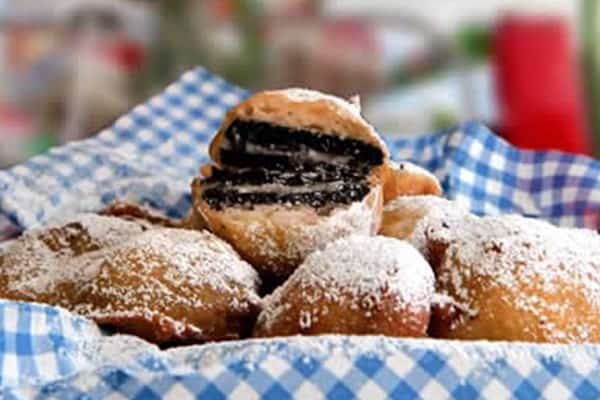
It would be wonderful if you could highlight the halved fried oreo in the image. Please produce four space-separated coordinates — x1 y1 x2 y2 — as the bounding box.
193 89 389 282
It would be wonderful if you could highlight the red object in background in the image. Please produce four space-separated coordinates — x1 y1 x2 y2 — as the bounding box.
208 0 234 19
493 16 591 155
102 39 145 71
0 103 31 137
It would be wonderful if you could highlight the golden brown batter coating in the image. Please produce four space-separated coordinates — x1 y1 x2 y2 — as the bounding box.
426 214 600 343
74 228 261 344
253 235 434 338
100 199 208 232
382 161 442 203
99 200 181 228
0 215 146 307
0 215 261 345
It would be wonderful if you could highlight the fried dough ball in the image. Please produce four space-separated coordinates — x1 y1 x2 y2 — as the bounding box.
253 235 434 338
0 214 146 307
379 195 469 258
0 215 261 345
100 200 181 228
382 161 442 203
427 214 600 343
74 228 261 344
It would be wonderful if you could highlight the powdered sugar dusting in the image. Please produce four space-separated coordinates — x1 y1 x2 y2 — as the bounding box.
1 214 146 297
1 216 261 337
76 214 147 244
244 195 379 274
74 228 260 319
50 213 147 248
299 235 434 308
382 195 468 256
258 235 434 330
429 214 600 341
383 195 461 214
279 88 361 117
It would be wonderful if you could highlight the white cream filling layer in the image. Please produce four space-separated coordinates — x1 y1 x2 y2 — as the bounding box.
222 140 353 165
203 181 349 194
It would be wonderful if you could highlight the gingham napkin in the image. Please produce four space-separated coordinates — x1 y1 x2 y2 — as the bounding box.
3 300 600 399
1 67 600 399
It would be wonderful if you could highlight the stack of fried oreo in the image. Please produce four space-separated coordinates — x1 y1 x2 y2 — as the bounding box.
192 89 390 281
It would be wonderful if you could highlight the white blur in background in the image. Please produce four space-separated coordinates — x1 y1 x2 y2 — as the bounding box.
0 0 597 168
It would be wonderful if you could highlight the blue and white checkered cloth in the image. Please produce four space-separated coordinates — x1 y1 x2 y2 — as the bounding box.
2 301 600 399
1 67 600 399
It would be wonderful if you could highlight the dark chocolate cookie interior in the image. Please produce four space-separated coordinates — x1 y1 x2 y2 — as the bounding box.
203 163 369 187
203 119 383 210
202 164 371 210
221 119 384 169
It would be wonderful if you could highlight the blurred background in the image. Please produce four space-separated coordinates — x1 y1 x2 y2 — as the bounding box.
0 0 598 167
